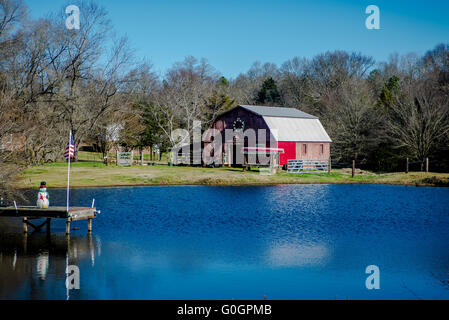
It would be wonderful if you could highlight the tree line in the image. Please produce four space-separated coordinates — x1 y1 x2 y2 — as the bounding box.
1 0 449 196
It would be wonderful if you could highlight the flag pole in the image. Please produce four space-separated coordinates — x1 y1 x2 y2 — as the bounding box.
66 131 71 213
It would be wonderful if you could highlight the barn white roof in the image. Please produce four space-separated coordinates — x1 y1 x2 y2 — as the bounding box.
240 105 318 119
216 105 332 143
263 116 332 142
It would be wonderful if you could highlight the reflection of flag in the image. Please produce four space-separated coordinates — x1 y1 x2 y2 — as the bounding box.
64 131 75 161
37 252 49 280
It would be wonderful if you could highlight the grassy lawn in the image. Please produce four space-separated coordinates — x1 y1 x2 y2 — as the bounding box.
14 161 449 189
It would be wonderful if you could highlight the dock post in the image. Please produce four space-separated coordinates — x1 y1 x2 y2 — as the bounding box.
23 217 28 234
66 218 71 235
23 233 27 254
88 218 92 233
66 234 71 254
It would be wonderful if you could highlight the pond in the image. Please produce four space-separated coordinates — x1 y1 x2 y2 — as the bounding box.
0 184 448 299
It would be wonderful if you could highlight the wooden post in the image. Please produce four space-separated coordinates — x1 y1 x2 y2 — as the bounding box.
66 218 71 235
243 154 246 171
88 218 92 233
66 234 71 251
228 144 231 168
405 158 409 174
425 157 429 173
116 150 119 166
140 150 144 165
23 217 28 234
352 160 355 178
270 153 276 174
328 156 331 174
221 148 224 167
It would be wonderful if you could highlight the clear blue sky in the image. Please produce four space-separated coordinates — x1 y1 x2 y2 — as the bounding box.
25 0 449 78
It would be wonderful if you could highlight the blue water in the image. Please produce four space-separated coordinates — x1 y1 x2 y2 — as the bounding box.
0 184 448 299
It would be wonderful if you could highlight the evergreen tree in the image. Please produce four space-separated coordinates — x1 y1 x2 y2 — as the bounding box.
256 77 281 105
203 77 235 130
377 75 400 112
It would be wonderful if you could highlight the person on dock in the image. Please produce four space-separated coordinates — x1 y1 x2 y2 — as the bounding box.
37 181 50 209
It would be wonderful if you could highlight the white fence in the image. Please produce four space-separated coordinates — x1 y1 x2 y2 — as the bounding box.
287 159 329 173
117 152 133 166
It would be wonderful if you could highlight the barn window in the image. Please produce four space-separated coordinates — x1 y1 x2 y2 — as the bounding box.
302 144 307 154
320 144 324 154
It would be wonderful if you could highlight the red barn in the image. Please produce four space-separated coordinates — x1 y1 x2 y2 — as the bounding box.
207 105 332 166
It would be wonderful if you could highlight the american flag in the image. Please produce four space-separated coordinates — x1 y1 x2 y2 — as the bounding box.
64 131 75 161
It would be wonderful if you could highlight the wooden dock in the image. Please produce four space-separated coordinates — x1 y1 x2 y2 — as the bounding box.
0 206 99 235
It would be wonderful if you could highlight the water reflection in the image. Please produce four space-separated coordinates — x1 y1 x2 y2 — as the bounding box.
36 251 49 280
1 185 449 299
0 230 100 300
267 242 329 267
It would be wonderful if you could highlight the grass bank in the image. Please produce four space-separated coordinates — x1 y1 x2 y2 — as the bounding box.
14 161 449 189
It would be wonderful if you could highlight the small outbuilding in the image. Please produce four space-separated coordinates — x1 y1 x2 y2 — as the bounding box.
206 105 332 167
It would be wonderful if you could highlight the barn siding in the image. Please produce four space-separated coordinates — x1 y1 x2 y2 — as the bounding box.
295 142 330 160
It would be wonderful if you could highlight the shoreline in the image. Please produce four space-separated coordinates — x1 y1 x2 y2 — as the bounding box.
14 182 448 190
13 162 449 189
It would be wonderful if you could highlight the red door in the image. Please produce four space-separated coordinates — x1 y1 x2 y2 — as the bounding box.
277 141 296 166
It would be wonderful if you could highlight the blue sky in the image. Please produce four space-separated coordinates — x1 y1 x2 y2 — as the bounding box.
25 0 449 78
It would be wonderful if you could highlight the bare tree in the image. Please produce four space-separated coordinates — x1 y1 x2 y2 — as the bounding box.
387 79 449 168
146 57 217 148
0 0 28 199
165 57 216 133
229 61 279 105
326 79 381 162
149 82 183 147
279 57 311 107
